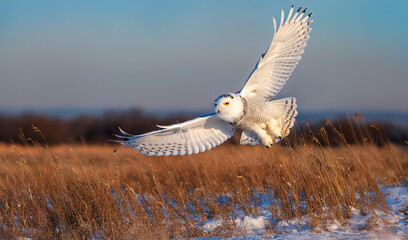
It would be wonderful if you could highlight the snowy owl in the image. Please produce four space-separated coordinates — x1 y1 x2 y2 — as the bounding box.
114 5 312 156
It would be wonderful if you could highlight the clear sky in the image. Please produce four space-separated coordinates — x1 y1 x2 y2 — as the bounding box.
0 0 407 113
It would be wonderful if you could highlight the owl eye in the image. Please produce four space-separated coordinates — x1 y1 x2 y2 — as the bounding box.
223 102 230 106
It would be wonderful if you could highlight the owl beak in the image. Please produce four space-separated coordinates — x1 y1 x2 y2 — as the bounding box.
217 110 221 113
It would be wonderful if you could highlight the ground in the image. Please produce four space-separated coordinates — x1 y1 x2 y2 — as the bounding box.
0 139 407 239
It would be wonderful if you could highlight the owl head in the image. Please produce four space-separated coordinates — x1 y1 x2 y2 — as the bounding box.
214 93 244 124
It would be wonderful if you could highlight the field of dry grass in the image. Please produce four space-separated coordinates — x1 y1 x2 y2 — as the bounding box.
0 122 407 239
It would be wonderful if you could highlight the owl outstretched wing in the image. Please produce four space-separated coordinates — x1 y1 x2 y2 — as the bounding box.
113 114 236 156
240 6 312 101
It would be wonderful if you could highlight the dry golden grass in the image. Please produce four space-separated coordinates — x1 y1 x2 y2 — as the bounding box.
0 122 407 239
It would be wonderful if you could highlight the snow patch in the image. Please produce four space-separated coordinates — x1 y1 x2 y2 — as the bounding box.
235 216 267 234
202 219 222 232
200 186 408 239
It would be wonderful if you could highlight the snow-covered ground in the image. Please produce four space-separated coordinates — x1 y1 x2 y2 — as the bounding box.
201 186 408 239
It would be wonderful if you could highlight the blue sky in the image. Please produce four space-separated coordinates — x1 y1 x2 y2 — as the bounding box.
0 1 407 113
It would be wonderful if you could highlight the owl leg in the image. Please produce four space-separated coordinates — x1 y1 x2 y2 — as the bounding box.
267 118 283 140
252 124 273 148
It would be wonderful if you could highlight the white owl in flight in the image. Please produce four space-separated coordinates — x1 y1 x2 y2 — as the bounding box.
114 6 312 156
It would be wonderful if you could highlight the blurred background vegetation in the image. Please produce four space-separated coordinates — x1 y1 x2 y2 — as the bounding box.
0 110 405 146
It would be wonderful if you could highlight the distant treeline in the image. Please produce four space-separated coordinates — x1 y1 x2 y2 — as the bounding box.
0 109 190 145
0 109 406 146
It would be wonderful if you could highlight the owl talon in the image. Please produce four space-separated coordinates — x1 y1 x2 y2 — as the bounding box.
262 137 273 148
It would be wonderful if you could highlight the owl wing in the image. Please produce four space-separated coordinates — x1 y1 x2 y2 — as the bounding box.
240 131 263 145
113 113 236 156
240 6 312 101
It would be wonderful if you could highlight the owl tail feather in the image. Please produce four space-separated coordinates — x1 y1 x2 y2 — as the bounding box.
269 97 298 136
